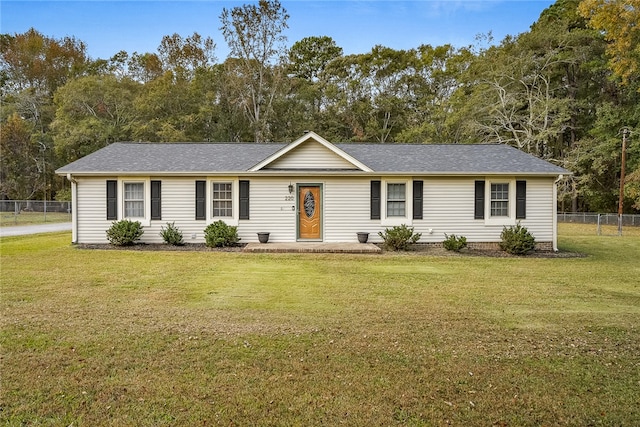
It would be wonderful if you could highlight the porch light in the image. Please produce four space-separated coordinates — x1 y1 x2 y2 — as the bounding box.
288 183 294 194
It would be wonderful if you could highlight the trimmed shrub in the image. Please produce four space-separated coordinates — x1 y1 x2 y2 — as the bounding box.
204 220 240 248
500 223 536 255
106 220 144 246
378 224 421 251
443 233 467 252
160 222 184 246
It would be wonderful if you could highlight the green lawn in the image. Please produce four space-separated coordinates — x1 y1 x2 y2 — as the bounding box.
1 224 639 426
0 211 71 227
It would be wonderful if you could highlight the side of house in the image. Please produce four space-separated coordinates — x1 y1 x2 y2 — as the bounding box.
59 132 568 249
70 174 559 249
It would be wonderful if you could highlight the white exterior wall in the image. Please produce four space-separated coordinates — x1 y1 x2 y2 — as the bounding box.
416 176 555 244
76 177 113 243
74 175 556 245
267 142 357 170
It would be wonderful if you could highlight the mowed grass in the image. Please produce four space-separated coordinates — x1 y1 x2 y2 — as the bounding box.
1 224 639 426
1 211 71 227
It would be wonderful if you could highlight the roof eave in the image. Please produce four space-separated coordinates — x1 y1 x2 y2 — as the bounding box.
57 170 570 177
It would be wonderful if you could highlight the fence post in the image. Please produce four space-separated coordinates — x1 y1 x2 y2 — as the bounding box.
44 199 47 223
597 214 601 235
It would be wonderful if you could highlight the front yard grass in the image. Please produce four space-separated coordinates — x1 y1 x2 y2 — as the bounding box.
1 223 639 426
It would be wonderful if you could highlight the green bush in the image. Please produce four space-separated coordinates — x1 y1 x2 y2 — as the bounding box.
106 220 144 246
378 224 421 251
443 233 467 252
160 222 184 246
500 223 536 255
204 220 240 248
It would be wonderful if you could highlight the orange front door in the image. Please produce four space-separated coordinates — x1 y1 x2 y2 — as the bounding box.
298 186 321 240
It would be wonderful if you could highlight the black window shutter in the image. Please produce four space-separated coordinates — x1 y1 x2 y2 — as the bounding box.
370 180 381 220
474 180 485 219
413 180 423 220
516 180 526 219
239 180 250 220
151 180 161 220
195 180 206 220
106 180 117 220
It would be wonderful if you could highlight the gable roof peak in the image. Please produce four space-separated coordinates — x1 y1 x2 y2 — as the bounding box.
249 131 373 172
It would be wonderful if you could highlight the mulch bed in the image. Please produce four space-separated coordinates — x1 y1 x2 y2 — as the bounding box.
75 243 586 258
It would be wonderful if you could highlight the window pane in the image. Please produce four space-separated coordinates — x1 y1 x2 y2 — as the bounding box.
213 182 232 217
387 201 405 217
490 183 509 217
125 201 144 217
387 183 406 217
124 183 144 218
125 183 144 200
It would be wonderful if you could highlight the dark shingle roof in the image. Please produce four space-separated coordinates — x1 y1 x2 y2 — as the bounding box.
56 143 286 174
336 143 568 174
56 141 569 176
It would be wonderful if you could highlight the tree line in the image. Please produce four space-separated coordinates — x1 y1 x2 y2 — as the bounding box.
1 0 638 213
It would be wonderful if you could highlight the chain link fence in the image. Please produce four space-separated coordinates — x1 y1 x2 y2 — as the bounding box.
0 200 72 226
557 212 640 227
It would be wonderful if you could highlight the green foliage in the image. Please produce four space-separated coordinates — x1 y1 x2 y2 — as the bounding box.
54 187 71 201
0 113 43 199
443 233 467 252
3 6 640 215
203 220 239 248
106 220 144 246
159 222 184 246
499 223 536 255
378 224 421 251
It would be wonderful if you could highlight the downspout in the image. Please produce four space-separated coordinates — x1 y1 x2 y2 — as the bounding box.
67 174 78 244
553 174 564 252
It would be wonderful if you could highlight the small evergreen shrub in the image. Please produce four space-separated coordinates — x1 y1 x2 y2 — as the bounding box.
499 223 536 255
378 224 421 251
106 220 144 246
443 233 467 252
160 222 184 246
204 220 240 247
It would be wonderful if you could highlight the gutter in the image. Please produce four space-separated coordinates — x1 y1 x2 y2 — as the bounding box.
67 174 78 244
552 174 564 252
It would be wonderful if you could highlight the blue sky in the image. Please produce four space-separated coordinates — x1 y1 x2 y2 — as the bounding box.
1 1 555 60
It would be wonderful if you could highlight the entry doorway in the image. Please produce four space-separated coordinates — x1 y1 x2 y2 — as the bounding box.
298 185 322 240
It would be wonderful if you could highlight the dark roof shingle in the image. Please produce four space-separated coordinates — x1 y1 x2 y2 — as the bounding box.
56 141 569 175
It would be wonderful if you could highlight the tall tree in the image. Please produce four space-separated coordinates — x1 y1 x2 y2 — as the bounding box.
289 36 343 82
51 75 140 163
219 0 289 142
158 32 216 79
578 0 640 85
0 113 46 199
0 28 88 96
132 71 201 142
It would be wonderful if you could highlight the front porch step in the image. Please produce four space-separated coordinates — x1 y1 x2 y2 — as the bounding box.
243 242 381 254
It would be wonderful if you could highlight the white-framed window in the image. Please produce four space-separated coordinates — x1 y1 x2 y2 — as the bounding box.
490 183 509 217
387 183 406 217
478 179 523 226
124 182 144 218
212 182 233 217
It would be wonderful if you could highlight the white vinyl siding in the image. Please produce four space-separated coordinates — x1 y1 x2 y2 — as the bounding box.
267 140 357 170
72 175 557 246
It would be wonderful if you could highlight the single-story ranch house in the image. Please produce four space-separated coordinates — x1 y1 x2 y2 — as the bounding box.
56 131 569 250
